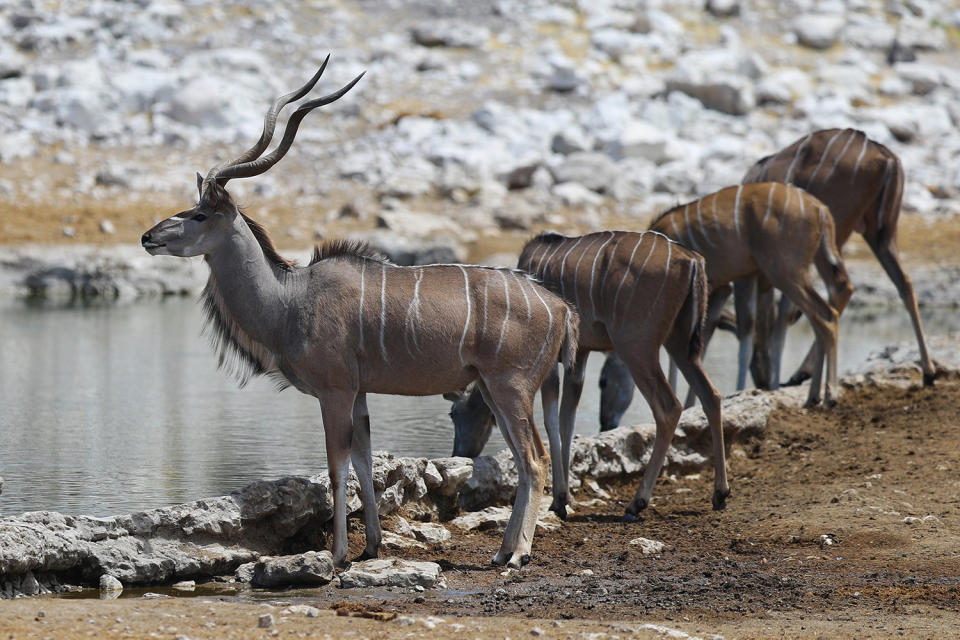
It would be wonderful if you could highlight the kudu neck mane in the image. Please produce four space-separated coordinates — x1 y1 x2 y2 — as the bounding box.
200 211 389 389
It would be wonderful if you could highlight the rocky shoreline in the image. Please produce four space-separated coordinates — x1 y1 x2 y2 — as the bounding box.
0 335 953 599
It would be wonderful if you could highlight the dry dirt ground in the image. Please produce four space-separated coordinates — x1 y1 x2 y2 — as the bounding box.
2 375 960 639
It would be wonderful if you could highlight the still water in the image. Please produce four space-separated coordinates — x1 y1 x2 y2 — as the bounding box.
0 296 953 517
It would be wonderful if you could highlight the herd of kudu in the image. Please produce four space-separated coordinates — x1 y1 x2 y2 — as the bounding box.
142 61 936 569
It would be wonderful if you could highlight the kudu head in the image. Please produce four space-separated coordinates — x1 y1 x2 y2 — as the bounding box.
598 353 634 432
142 56 364 258
445 386 496 458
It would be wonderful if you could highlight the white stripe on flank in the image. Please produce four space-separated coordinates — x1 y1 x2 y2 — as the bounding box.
612 235 647 316
558 237 583 300
457 266 472 365
379 264 389 363
527 243 549 276
806 130 844 188
403 268 424 358
877 159 895 233
762 182 776 227
669 215 683 242
528 280 555 366
696 198 715 248
690 259 700 336
785 133 813 183
572 234 601 312
598 233 625 297
496 269 511 357
482 277 490 339
512 271 532 320
782 185 792 230
541 241 566 279
647 242 672 315
358 261 367 346
622 234 662 310
822 129 857 184
733 185 744 237
588 231 616 318
851 133 869 183
683 204 701 253
797 188 805 221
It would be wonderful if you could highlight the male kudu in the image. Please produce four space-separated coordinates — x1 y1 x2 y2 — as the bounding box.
141 61 578 569
450 231 729 520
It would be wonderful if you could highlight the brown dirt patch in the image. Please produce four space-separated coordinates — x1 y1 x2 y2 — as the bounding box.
2 375 960 638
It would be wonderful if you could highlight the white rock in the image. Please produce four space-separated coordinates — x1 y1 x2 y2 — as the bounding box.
281 605 321 617
794 14 846 49
552 182 604 207
894 62 944 95
629 537 666 555
338 558 442 589
251 551 335 588
550 152 617 192
411 22 489 49
99 574 123 592
407 522 451 544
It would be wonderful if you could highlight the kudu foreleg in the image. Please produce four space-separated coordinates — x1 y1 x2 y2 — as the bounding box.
733 277 758 391
351 393 381 561
680 285 733 408
319 389 357 568
552 351 588 519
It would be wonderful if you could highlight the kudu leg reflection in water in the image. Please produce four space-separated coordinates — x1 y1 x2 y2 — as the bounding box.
141 59 578 569
450 231 729 520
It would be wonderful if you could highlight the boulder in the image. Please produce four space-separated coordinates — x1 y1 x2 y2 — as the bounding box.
411 23 489 49
550 152 617 193
706 0 740 17
251 551 335 588
794 14 845 50
338 558 442 589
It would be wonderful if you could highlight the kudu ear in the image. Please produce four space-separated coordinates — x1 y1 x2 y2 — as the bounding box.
196 172 203 199
442 392 463 403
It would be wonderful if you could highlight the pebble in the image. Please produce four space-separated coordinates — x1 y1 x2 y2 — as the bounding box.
258 613 274 629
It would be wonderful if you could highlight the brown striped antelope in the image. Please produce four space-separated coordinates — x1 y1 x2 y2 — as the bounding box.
646 183 854 408
140 61 579 570
450 230 730 520
742 128 937 388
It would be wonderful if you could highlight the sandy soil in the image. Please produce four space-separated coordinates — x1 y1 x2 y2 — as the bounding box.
2 374 959 639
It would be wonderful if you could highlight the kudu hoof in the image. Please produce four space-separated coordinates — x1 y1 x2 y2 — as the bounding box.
712 488 731 511
549 502 568 521
785 372 811 387
923 368 939 387
354 548 379 562
622 498 648 522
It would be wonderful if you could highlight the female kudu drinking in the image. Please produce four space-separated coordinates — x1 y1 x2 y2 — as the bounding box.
141 60 578 569
742 128 936 388
648 183 853 407
451 231 729 520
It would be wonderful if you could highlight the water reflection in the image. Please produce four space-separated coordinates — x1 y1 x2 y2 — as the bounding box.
0 296 953 516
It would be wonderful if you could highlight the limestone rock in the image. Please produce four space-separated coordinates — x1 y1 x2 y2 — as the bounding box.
251 551 335 588
794 14 845 50
338 558 442 589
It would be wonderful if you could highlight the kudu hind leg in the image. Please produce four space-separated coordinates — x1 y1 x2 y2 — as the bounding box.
733 277 758 391
481 378 547 568
350 393 381 560
667 339 729 510
319 390 358 568
682 285 734 408
619 353 683 519
540 365 565 518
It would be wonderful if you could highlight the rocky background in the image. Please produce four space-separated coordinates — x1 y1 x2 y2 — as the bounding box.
1 0 958 261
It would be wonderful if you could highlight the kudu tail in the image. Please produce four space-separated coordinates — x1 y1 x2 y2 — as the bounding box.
560 303 580 372
680 255 709 362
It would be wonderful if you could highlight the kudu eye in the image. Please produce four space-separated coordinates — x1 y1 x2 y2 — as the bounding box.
193 213 208 222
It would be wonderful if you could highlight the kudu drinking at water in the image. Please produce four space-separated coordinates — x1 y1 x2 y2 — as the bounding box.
141 60 579 569
741 128 936 388
450 230 730 519
649 183 853 408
